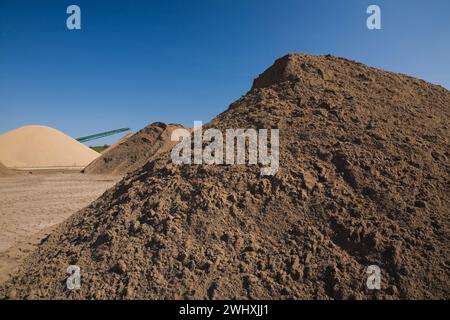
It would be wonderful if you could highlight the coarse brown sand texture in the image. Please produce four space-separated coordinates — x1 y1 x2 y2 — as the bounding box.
1 54 449 300
82 123 185 175
0 125 100 169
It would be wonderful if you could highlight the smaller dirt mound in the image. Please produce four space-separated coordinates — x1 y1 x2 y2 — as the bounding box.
83 122 185 175
0 162 16 177
102 132 135 154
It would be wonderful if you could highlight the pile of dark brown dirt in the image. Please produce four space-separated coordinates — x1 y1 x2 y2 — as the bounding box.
1 53 449 300
103 132 135 153
0 162 16 177
82 123 185 175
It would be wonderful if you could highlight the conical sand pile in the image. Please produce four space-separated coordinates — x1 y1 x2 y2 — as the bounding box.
2 54 449 299
83 122 185 175
0 126 100 170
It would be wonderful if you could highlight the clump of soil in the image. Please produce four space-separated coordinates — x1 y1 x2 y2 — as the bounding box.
0 162 16 177
1 54 449 299
82 123 185 175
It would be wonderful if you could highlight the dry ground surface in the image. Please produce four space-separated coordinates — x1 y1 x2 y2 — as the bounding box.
0 171 119 283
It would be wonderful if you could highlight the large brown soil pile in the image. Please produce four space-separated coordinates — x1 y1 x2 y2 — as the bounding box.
82 123 185 175
0 162 16 177
2 54 449 299
0 126 100 169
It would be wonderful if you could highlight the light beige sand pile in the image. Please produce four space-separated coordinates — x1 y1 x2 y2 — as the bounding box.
0 126 100 170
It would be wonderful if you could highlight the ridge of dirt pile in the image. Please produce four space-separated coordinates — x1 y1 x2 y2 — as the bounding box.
0 162 16 177
2 53 449 299
102 132 135 153
82 123 185 175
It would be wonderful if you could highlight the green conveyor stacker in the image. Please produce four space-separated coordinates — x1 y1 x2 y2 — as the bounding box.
76 128 130 143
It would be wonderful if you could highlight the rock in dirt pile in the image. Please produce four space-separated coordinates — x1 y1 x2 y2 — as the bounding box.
1 53 449 299
82 122 185 175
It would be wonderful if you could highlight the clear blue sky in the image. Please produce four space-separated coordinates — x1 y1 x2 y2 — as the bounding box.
1 0 449 146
